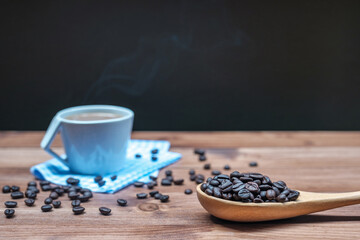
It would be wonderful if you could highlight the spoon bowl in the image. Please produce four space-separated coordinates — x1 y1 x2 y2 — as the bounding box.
196 184 360 222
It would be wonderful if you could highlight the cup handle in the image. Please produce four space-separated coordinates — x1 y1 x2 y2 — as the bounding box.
40 115 68 166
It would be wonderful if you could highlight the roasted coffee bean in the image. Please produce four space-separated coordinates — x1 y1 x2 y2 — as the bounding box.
260 191 267 199
190 175 196 181
165 170 172 176
273 186 281 196
154 193 162 199
135 153 142 158
266 189 276 200
147 182 155 189
11 186 20 192
44 197 53 204
211 170 221 176
217 174 230 180
194 149 205 155
210 180 220 186
222 192 233 200
28 181 37 187
41 185 52 191
245 182 260 194
111 175 117 181
49 192 59 200
276 194 287 203
204 163 211 170
184 189 193 195
136 193 147 199
133 181 145 188
62 186 70 193
173 179 184 185
206 177 212 183
249 174 264 180
25 190 37 199
166 176 174 182
252 179 260 186
41 204 53 212
254 198 264 203
230 171 241 178
273 181 286 190
249 161 258 167
2 185 11 193
40 180 51 186
83 191 93 199
4 209 15 218
94 176 103 183
288 190 300 201
199 155 207 161
239 177 253 182
232 178 242 184
72 200 81 207
66 177 80 186
195 178 204 184
68 191 79 200
196 174 205 180
149 191 159 197
24 198 35 206
224 165 231 170
4 201 17 208
232 183 246 193
200 183 208 192
205 188 213 196
151 148 159 154
160 195 169 202
207 184 214 191
27 186 40 194
189 169 195 175
259 185 271 191
281 189 290 196
151 156 158 161
161 179 172 186
11 191 24 199
262 175 272 185
238 189 252 200
52 200 61 208
117 199 127 206
53 188 64 196
99 207 111 215
98 180 106 187
150 176 158 181
213 187 222 198
73 206 85 215
78 195 90 203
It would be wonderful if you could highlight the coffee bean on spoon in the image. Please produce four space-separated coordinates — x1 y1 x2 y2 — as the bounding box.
4 201 17 208
99 207 111 215
24 198 35 206
73 206 85 215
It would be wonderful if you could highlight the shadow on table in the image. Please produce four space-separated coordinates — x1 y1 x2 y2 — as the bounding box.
209 214 360 232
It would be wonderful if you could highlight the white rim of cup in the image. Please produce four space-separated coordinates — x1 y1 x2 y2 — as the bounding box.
56 105 134 124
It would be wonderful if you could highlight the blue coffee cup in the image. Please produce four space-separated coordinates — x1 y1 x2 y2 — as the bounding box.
41 105 134 175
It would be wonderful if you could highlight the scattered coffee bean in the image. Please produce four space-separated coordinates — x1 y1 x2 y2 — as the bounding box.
111 175 117 181
173 179 184 185
135 153 142 158
161 179 172 186
98 180 106 187
117 199 127 206
148 191 158 198
11 191 24 199
190 175 196 181
204 163 211 170
72 200 81 207
199 155 207 161
73 206 85 215
249 161 258 167
27 186 40 194
165 170 172 176
41 185 52 191
2 185 11 193
189 169 195 175
160 195 169 202
83 191 93 199
194 149 205 155
11 186 20 192
99 207 111 215
224 165 231 170
195 178 204 184
25 190 37 199
166 176 174 182
49 192 59 199
40 181 51 186
151 149 159 154
52 200 61 208
4 209 15 218
44 197 53 204
66 177 80 185
133 182 144 188
28 181 37 187
154 193 162 199
184 189 193 195
78 195 90 203
4 201 17 208
24 198 35 206
41 204 52 212
136 193 147 199
53 188 64 196
150 176 157 181
211 170 221 176
151 156 158 161
94 176 103 183
68 191 79 200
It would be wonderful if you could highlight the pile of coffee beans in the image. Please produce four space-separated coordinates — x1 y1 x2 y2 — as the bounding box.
200 171 299 203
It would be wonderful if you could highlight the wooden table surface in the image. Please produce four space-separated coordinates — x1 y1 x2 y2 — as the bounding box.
1 131 360 239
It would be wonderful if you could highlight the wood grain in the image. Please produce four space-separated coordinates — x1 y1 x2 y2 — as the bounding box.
0 132 360 239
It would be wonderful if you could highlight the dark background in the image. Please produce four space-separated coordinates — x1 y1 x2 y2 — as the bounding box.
1 0 359 130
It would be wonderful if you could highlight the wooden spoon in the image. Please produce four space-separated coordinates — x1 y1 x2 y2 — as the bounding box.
196 185 360 222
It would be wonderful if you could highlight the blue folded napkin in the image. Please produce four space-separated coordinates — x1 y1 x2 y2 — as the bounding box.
30 140 181 193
